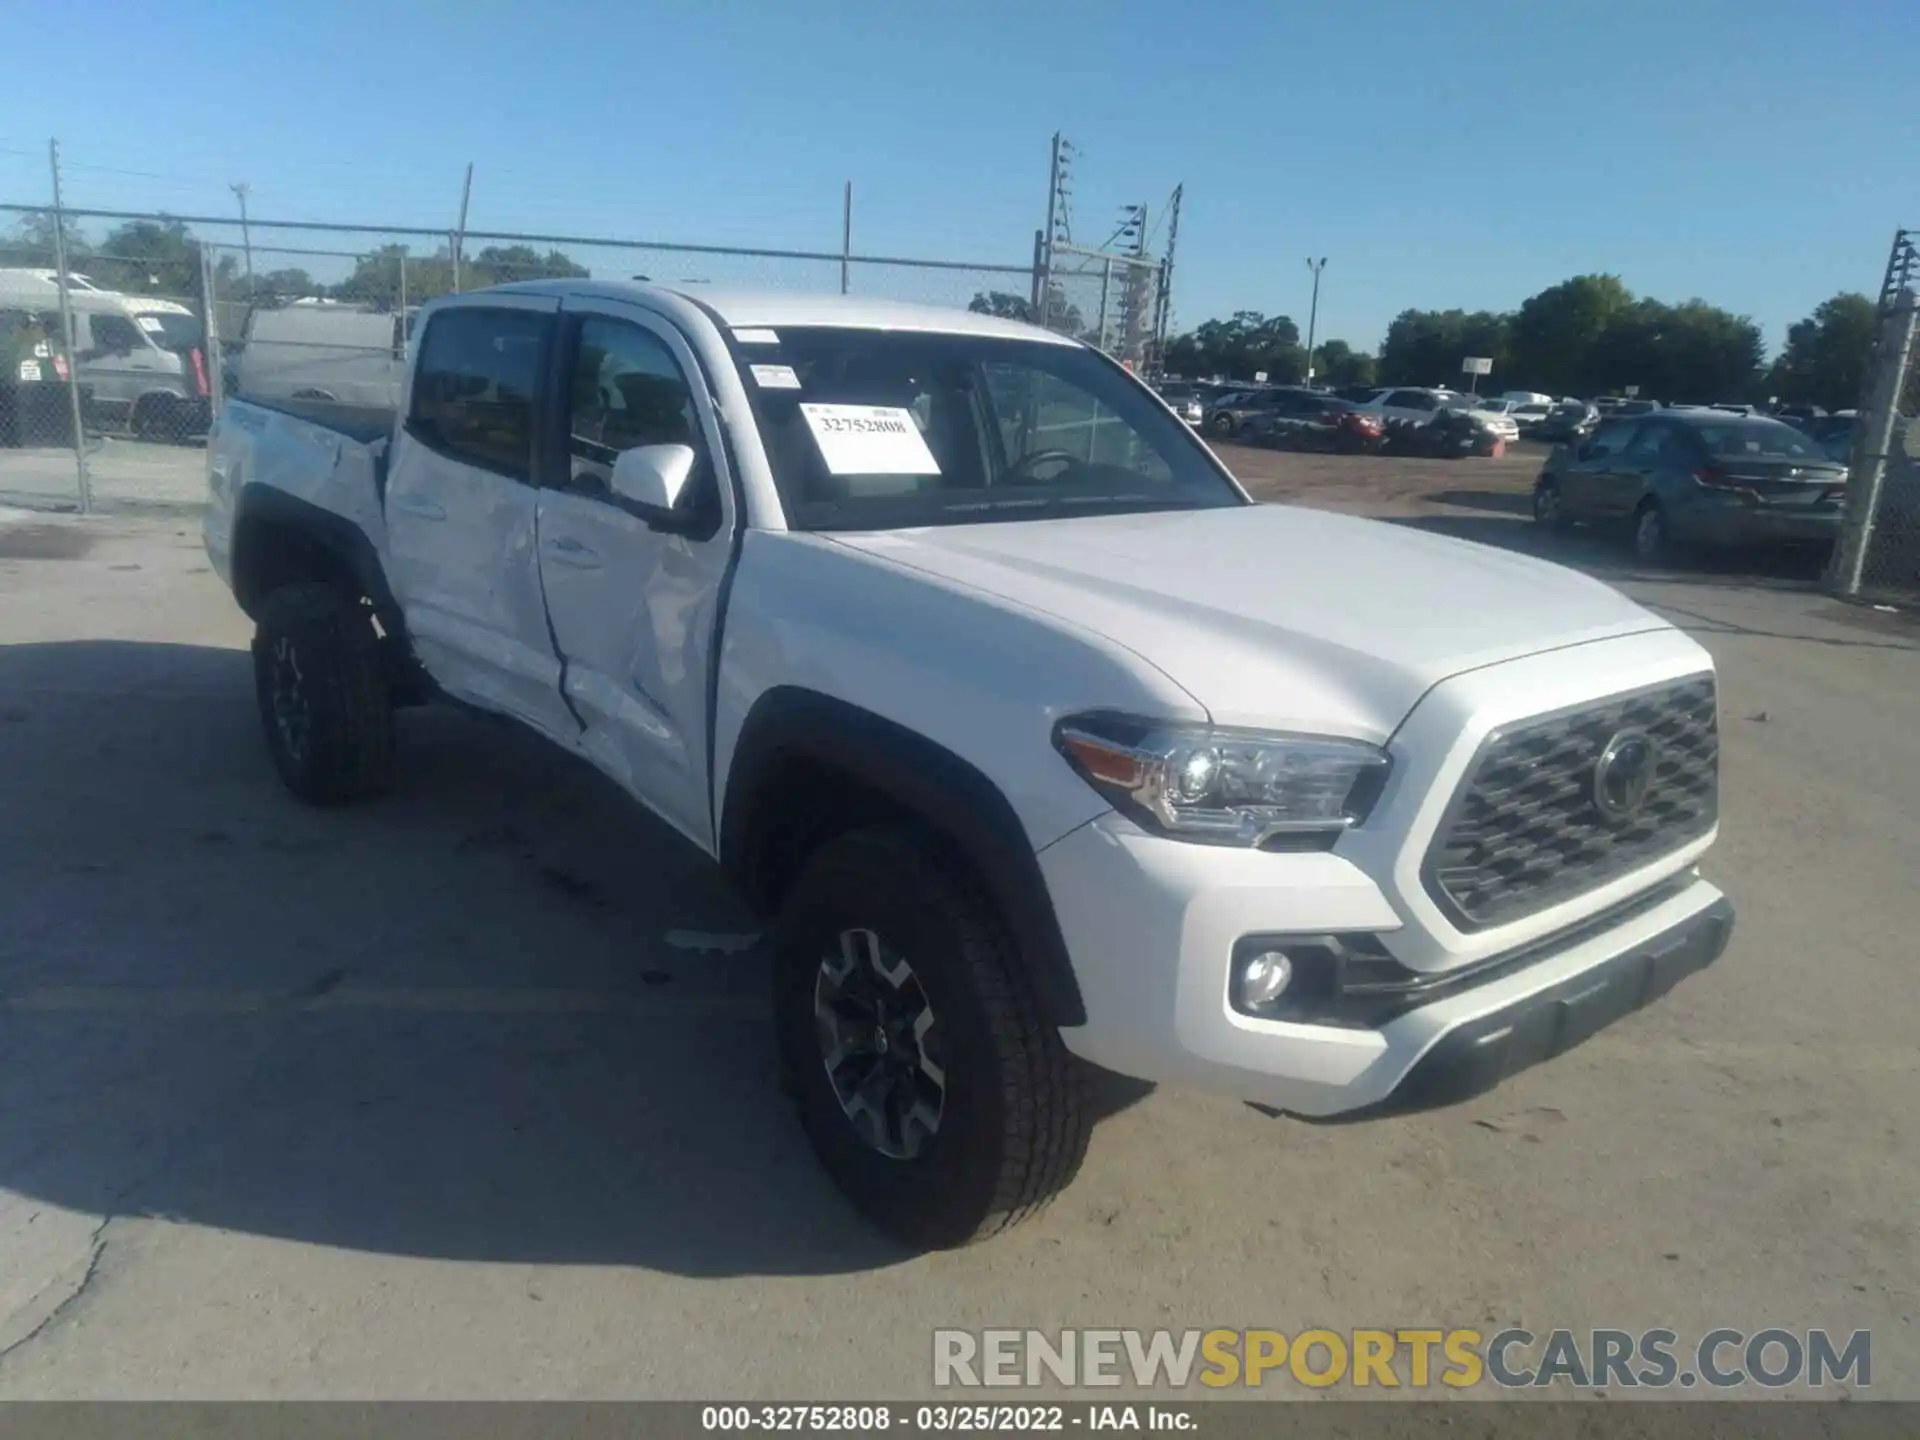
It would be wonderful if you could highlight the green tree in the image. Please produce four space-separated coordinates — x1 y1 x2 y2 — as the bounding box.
468 244 589 283
1506 275 1632 397
1308 339 1375 388
1591 298 1764 403
332 244 455 308
1378 308 1510 387
1769 293 1876 411
1164 311 1302 381
89 218 201 297
5 211 92 268
969 290 1036 322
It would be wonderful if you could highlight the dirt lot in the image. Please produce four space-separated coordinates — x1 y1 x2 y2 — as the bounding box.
1 456 1916 1400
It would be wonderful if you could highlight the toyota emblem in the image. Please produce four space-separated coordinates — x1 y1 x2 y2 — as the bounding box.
1593 729 1659 824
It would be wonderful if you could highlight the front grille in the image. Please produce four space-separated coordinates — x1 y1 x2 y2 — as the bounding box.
1423 675 1719 931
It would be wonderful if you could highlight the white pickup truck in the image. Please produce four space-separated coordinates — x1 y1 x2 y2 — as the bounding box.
205 281 1733 1247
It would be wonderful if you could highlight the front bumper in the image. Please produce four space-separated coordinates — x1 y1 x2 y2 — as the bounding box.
1041 813 1731 1117
1362 893 1732 1113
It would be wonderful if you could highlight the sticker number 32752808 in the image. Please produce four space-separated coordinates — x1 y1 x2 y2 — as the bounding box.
799 403 942 476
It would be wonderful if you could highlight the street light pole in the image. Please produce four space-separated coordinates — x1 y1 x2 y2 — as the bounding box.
230 182 253 291
1303 257 1327 385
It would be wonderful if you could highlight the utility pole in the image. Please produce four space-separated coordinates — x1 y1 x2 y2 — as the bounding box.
230 182 254 291
1303 257 1327 386
1040 133 1062 329
1150 183 1182 377
47 139 92 514
451 163 473 292
840 181 852 295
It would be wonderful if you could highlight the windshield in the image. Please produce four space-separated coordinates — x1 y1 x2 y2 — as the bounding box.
132 310 203 351
1696 419 1832 461
730 328 1245 531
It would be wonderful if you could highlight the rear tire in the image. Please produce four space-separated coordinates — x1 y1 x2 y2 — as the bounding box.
1533 477 1572 531
131 394 181 443
251 583 396 805
1631 500 1673 565
772 825 1091 1248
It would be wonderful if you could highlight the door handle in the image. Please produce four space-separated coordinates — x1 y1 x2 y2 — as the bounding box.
544 535 602 569
394 497 446 521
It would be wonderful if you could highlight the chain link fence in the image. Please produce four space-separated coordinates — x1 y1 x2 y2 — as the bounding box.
1830 230 1919 609
2 223 214 512
5 203 1172 513
1043 242 1164 372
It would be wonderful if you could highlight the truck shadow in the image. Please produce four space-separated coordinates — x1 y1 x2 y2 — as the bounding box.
0 639 1141 1275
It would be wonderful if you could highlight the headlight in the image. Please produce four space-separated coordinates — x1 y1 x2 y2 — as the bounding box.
1053 713 1389 847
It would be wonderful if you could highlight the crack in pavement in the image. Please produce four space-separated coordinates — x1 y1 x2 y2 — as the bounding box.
0 1213 112 1371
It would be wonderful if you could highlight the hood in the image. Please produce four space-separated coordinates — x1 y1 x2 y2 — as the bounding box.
829 505 1668 743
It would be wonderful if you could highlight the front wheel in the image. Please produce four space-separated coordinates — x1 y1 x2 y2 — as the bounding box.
1533 478 1572 531
251 583 396 804
773 826 1091 1248
1209 413 1236 438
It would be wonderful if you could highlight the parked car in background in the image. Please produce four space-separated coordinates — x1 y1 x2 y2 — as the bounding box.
1154 381 1206 426
1800 412 1857 464
1508 401 1553 433
1358 387 1520 446
1773 404 1827 429
1384 405 1505 459
1240 390 1385 452
1533 409 1847 562
1204 386 1308 439
1500 390 1555 408
1532 401 1600 444
0 269 211 440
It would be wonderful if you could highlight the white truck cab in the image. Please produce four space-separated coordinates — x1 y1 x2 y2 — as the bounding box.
206 281 1732 1247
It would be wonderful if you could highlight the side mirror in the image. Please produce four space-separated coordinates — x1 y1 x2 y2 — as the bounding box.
610 443 697 517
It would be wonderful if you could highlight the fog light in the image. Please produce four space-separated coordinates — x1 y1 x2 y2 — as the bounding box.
1237 950 1293 1009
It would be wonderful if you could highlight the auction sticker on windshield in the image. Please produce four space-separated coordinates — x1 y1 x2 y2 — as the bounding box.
749 364 802 390
800 402 941 475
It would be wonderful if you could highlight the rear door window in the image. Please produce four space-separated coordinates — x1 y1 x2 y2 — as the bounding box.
1584 420 1641 460
408 307 552 482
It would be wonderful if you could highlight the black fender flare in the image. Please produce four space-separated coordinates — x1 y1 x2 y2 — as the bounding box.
721 687 1087 1028
229 484 431 701
230 484 400 627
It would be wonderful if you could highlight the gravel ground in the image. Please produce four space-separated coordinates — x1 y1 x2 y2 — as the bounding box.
0 458 1915 1400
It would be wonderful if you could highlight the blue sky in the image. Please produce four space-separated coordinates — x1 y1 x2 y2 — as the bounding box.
3 0 1913 353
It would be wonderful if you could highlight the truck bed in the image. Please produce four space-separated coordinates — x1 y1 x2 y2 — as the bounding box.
206 397 394 588
230 393 396 447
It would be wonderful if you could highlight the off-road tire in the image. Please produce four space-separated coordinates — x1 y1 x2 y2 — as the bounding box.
251 583 396 805
773 824 1091 1248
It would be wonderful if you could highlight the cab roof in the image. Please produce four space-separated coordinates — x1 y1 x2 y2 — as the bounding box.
487 279 1079 345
